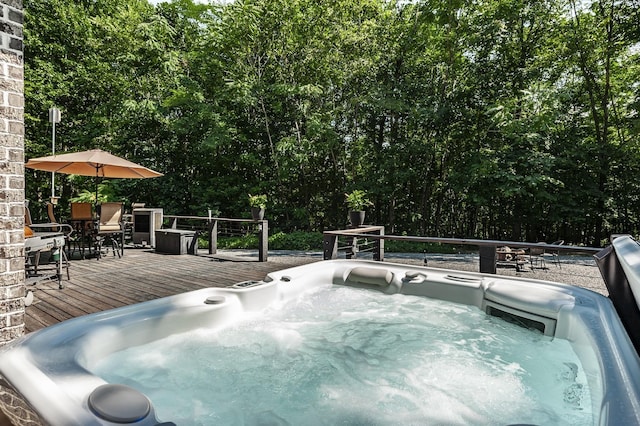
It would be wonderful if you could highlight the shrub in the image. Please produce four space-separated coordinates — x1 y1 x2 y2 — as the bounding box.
269 231 323 250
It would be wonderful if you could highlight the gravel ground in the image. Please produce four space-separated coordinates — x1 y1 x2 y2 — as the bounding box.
218 250 609 297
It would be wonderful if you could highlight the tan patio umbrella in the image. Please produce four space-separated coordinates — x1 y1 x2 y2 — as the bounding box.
25 149 163 203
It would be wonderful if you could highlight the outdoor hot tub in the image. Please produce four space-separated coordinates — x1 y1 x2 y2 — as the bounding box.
1 238 640 425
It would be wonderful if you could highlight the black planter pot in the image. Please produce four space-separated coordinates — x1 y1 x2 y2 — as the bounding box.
251 207 265 220
349 210 365 227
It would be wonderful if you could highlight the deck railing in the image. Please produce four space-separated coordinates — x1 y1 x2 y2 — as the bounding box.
323 226 602 273
163 215 269 262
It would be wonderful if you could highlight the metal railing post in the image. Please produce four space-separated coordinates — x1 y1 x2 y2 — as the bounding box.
208 219 217 255
373 226 385 261
479 245 497 274
323 233 338 260
346 236 357 259
258 220 268 262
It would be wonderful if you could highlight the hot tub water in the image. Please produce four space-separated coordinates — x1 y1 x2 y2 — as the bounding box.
92 285 592 425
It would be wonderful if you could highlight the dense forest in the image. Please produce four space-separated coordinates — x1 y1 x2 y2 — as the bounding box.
23 0 639 246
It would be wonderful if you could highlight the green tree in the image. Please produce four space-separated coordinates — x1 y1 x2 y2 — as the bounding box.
22 0 640 244
560 0 640 244
24 0 176 212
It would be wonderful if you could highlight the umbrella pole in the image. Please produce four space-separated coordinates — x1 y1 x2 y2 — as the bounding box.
49 107 60 200
95 166 100 213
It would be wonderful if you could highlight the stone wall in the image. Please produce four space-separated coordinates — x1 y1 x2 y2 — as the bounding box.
0 0 25 346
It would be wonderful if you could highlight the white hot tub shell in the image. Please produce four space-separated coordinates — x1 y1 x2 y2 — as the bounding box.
1 241 640 425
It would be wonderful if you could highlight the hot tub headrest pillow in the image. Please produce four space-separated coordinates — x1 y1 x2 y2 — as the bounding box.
346 267 393 287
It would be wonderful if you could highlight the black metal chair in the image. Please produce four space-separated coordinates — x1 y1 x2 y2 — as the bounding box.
69 202 95 259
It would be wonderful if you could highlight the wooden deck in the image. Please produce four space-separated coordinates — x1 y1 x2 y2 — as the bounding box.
24 248 318 333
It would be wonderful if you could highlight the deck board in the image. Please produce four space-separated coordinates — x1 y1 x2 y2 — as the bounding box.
24 249 317 333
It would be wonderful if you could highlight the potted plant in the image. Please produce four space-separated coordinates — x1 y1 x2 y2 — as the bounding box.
345 190 372 227
248 194 267 220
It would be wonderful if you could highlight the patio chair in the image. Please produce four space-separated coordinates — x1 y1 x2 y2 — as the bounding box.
529 240 564 270
93 202 124 260
24 201 33 226
25 201 65 233
48 202 85 264
46 202 57 224
46 202 69 232
70 202 93 220
542 240 564 268
69 202 95 259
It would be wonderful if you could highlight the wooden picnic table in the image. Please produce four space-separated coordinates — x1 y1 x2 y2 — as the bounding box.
496 246 528 271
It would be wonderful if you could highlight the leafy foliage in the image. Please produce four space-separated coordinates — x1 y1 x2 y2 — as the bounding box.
248 194 267 209
345 190 372 211
23 0 640 246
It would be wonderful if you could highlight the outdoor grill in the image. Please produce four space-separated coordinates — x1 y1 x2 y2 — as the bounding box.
132 208 163 247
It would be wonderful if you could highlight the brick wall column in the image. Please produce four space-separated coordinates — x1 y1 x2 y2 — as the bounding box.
0 0 25 346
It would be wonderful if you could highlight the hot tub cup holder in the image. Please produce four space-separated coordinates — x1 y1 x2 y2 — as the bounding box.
204 295 226 305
